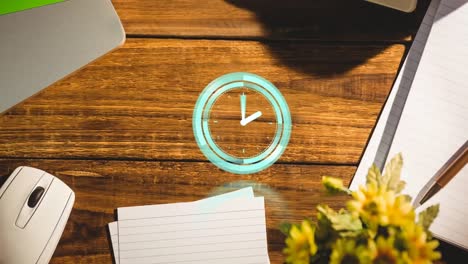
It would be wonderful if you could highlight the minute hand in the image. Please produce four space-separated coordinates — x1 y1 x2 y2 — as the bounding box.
240 111 262 126
240 93 246 120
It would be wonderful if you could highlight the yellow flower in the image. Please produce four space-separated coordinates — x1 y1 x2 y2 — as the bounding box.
284 220 317 264
348 182 391 229
386 195 415 227
330 238 373 264
371 236 404 264
348 182 415 231
401 224 441 263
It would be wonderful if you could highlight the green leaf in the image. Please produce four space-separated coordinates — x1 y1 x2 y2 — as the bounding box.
315 210 336 244
279 222 293 236
418 204 440 231
395 181 406 194
366 164 382 187
317 205 362 234
322 176 351 195
400 194 412 203
382 153 404 192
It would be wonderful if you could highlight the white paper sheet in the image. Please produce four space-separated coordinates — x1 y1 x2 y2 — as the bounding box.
109 221 120 263
108 187 266 264
117 196 269 264
385 0 468 249
351 0 441 190
387 0 468 195
351 0 468 250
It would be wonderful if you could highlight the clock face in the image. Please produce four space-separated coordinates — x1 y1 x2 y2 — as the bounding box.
193 72 291 174
209 87 277 159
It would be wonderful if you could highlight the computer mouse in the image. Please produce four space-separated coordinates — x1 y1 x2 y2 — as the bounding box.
0 166 75 264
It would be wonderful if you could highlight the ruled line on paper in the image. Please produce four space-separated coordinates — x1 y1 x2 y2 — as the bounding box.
118 209 264 222
120 222 266 237
121 247 269 264
120 243 265 260
119 211 265 231
146 254 268 264
119 238 265 252
119 215 264 229
119 225 267 244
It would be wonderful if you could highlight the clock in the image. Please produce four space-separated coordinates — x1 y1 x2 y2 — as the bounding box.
193 72 291 174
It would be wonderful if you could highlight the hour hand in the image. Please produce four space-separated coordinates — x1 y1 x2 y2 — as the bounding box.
240 93 246 120
240 111 262 126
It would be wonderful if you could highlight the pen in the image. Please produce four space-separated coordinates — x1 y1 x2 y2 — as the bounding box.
414 140 468 207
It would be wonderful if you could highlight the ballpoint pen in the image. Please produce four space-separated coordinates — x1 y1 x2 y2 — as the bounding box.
414 140 468 207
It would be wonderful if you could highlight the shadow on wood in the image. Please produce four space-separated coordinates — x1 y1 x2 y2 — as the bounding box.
225 0 430 76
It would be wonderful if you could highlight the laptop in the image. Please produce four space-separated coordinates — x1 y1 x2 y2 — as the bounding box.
0 0 125 114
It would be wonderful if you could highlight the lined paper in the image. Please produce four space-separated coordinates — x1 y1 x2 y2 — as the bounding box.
386 0 468 249
108 187 254 264
108 187 269 264
109 187 255 264
417 166 468 249
109 222 120 263
108 187 256 264
117 197 269 264
385 0 468 196
351 0 468 250
351 0 442 190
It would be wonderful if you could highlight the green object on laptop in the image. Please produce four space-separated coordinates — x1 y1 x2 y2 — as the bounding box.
0 0 66 15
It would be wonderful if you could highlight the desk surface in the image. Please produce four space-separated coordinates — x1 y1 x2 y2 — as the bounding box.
0 0 466 263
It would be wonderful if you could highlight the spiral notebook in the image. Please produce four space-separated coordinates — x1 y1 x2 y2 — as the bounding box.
351 0 468 250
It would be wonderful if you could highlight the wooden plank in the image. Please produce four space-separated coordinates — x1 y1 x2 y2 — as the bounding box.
0 159 356 264
112 0 430 41
0 39 404 164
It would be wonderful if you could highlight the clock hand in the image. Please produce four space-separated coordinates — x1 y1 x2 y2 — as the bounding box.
240 111 262 126
240 93 246 120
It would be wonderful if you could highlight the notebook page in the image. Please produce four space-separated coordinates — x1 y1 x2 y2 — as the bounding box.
108 187 255 264
117 197 269 264
417 166 468 250
350 0 441 190
386 0 468 248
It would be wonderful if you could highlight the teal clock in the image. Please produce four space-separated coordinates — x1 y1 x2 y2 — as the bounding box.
193 72 292 174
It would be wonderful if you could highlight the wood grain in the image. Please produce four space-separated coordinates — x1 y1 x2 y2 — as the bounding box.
0 159 356 264
0 39 405 164
111 0 430 41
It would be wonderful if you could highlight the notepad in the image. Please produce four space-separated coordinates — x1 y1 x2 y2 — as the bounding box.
109 187 255 263
352 0 468 250
351 0 442 189
108 187 270 264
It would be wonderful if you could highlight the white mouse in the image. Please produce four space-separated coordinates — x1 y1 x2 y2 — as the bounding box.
0 166 75 264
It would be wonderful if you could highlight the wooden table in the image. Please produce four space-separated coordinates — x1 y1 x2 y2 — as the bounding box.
0 0 467 263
